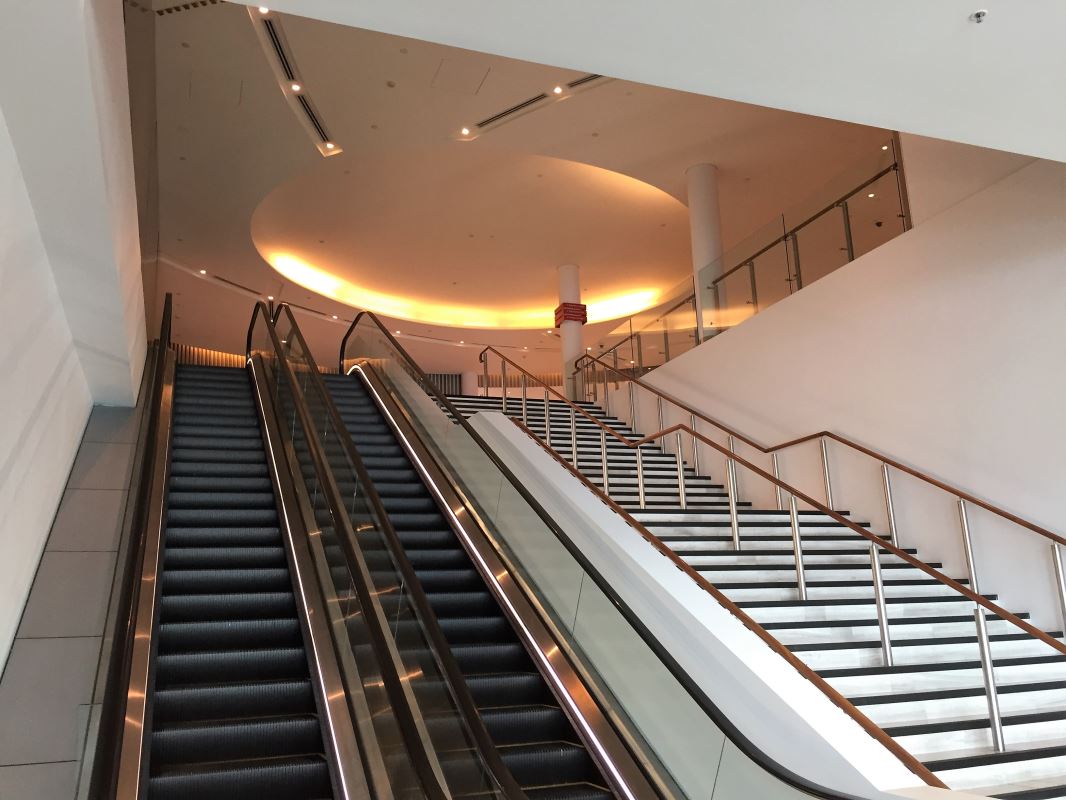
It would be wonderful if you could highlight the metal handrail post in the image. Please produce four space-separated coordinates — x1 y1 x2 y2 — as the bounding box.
601 429 611 495
482 355 489 399
690 414 700 477
870 541 893 667
959 499 980 593
500 360 508 414
675 431 687 510
628 380 638 430
636 446 647 510
841 200 855 262
772 453 784 511
570 407 579 467
747 261 759 314
603 369 611 416
820 437 834 510
520 374 528 427
727 435 741 551
882 463 899 549
657 395 664 432
543 387 552 446
974 608 1005 753
789 494 806 601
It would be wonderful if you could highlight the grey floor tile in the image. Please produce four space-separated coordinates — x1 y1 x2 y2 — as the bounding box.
17 553 116 639
82 406 139 445
66 444 133 491
47 490 127 552
0 761 77 800
0 637 100 765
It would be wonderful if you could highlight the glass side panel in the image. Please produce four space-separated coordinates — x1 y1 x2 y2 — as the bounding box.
341 323 858 800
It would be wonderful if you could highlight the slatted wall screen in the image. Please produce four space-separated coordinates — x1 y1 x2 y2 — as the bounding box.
170 342 338 374
427 373 462 396
478 373 563 389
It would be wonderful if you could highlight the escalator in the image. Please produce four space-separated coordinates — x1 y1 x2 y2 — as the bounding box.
148 364 332 798
321 373 613 800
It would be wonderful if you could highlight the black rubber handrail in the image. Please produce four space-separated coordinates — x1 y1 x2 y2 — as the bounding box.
278 304 528 800
339 311 874 800
89 293 173 799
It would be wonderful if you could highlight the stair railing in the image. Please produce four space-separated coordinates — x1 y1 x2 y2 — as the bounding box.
482 345 1066 766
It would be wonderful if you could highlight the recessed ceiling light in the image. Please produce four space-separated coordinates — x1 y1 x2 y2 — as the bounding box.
459 340 464 344
267 295 274 300
325 142 335 149
290 83 301 92
553 86 563 94
630 360 635 364
545 329 552 334
881 145 889 151
868 193 876 198
523 346 528 350
586 346 592 350
395 330 401 335
460 127 471 136
258 6 269 14
332 314 338 319
199 269 207 275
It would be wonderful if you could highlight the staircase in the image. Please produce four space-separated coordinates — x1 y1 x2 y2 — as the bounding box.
446 393 1066 800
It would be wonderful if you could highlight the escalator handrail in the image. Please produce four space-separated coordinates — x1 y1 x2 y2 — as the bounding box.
339 310 885 800
90 293 174 799
276 303 529 800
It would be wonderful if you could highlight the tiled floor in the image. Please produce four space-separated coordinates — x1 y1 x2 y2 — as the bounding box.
0 404 139 800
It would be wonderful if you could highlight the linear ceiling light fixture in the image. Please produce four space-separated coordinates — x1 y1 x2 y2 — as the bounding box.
458 74 606 141
246 7 342 158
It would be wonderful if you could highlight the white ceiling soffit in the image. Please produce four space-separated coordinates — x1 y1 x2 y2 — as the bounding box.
260 0 1066 164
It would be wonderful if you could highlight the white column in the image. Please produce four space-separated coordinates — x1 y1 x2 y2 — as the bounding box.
557 263 584 400
460 371 478 396
687 163 723 337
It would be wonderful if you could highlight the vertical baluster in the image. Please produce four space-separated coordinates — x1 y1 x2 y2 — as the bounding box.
601 429 610 495
500 360 508 414
675 431 687 510
570 407 579 467
771 452 784 511
727 435 740 551
543 387 552 447
958 499 980 593
628 381 638 431
820 437 834 511
636 446 647 510
974 608 1005 752
482 355 489 398
690 414 700 477
520 373 528 427
881 463 899 549
870 540 893 667
789 494 806 601
1052 544 1066 633
747 260 759 314
657 395 664 432
603 368 611 416
841 200 855 262
789 233 804 291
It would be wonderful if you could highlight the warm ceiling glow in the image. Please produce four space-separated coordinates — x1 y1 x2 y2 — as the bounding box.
267 252 661 329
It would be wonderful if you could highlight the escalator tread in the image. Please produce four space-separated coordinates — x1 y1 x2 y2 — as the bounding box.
145 365 331 798
322 373 611 796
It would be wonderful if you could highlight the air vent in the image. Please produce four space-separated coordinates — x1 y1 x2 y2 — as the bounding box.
474 74 606 132
153 0 220 15
248 8 340 156
212 275 262 296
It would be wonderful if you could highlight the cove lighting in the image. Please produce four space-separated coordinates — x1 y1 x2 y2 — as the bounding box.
266 253 662 329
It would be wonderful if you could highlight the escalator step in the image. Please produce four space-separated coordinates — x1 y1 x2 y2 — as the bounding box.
155 646 309 686
158 618 304 652
501 742 598 786
154 680 315 724
163 546 286 569
166 508 278 527
151 716 323 765
450 642 532 673
160 592 296 622
148 756 331 800
481 706 574 746
161 568 293 594
165 527 281 548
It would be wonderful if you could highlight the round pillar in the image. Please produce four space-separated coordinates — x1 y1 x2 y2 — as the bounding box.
687 163 723 336
557 263 585 400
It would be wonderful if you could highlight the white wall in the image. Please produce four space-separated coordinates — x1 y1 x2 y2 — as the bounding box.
638 158 1066 629
0 107 93 670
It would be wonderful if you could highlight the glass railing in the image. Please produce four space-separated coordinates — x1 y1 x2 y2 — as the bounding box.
699 139 906 338
249 303 513 800
341 313 876 800
586 140 907 384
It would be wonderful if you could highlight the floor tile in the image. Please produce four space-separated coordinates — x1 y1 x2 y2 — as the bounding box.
46 490 127 552
17 553 116 639
66 444 133 491
82 406 139 445
0 761 77 800
0 637 100 765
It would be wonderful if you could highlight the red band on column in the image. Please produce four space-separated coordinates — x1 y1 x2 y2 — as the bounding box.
554 302 587 327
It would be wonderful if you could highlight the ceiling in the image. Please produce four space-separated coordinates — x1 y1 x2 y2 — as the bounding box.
139 1 890 374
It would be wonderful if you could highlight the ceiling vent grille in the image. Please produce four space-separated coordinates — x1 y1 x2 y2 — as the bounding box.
475 74 606 131
152 0 221 15
262 19 296 81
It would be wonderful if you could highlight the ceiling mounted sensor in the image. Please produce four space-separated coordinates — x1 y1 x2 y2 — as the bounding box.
471 74 607 135
246 8 342 158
